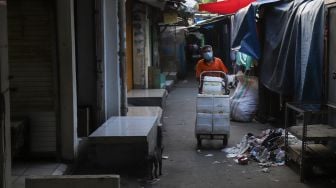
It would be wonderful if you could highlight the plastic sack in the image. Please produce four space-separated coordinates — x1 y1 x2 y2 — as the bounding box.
230 76 258 122
202 76 224 95
202 81 223 95
203 76 223 82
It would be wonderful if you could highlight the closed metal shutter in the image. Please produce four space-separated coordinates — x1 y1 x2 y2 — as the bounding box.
8 0 58 153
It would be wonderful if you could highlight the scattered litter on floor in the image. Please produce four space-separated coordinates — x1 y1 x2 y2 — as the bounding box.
222 147 240 158
222 160 228 163
147 178 160 184
222 128 299 168
228 164 233 167
272 179 280 182
234 155 249 165
226 154 238 158
212 161 221 164
197 149 201 153
205 154 214 157
258 162 272 167
242 170 246 174
162 155 169 159
262 168 270 173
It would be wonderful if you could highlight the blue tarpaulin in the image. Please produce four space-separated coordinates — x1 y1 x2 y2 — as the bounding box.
261 0 324 101
232 0 280 60
232 0 325 102
232 4 261 60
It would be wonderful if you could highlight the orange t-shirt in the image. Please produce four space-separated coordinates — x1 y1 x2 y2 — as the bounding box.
196 57 229 79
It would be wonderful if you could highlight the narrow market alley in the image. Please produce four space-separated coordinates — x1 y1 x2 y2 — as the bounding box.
119 74 335 188
2 1 336 188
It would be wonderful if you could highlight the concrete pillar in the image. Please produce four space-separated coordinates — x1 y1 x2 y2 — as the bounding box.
101 0 121 118
0 1 11 187
57 0 78 161
132 3 148 89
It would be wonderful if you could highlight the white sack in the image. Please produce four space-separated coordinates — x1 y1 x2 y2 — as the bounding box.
230 76 258 122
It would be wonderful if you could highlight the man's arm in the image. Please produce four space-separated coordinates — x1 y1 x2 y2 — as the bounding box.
218 58 229 73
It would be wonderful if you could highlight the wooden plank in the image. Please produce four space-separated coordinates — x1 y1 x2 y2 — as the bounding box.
288 124 336 140
288 144 336 164
306 144 336 157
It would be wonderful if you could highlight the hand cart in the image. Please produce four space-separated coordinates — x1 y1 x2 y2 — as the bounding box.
195 71 230 147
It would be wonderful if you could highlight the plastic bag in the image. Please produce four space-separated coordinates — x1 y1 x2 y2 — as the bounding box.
202 76 225 95
230 76 258 122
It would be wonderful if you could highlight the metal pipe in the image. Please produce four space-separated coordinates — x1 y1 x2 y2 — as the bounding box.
118 0 128 116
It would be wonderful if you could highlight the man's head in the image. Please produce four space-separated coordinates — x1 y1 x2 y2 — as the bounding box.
201 45 213 62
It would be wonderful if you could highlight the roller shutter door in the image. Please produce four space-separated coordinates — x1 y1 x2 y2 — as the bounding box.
8 0 58 154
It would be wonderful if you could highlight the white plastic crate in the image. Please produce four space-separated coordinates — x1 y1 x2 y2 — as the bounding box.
197 95 213 113
195 113 212 133
213 95 230 114
213 113 230 134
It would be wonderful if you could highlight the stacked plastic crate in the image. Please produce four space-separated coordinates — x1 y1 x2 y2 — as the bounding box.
196 94 230 136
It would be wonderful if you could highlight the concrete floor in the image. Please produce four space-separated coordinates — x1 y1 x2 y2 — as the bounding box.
120 77 335 188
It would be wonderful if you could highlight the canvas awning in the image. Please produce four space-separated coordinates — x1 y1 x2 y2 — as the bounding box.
198 0 256 14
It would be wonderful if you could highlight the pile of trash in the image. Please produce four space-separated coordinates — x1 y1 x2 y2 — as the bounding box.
222 128 300 167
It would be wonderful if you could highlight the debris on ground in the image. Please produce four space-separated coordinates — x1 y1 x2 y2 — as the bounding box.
205 154 214 157
162 155 169 160
147 178 160 184
262 168 270 173
226 154 238 158
222 128 300 168
212 161 221 164
234 155 249 165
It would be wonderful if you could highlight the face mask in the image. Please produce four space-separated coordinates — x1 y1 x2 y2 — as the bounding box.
203 52 213 61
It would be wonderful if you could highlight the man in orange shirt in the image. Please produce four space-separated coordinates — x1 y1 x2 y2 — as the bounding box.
195 45 229 80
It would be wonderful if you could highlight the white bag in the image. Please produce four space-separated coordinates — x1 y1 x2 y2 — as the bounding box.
202 76 224 95
203 76 223 82
230 76 258 122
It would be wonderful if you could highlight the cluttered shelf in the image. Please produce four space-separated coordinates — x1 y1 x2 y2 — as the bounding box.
288 144 336 164
288 124 336 141
285 102 336 182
